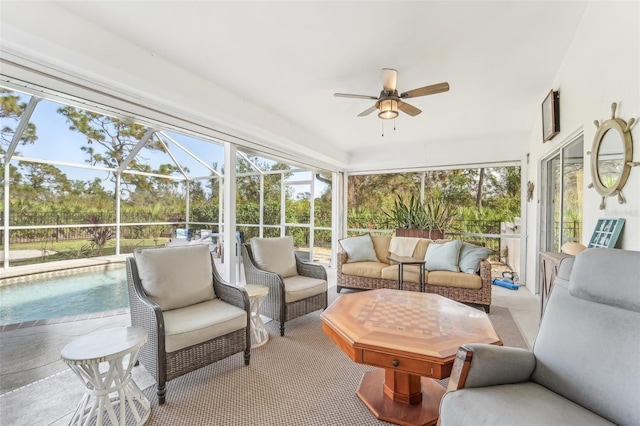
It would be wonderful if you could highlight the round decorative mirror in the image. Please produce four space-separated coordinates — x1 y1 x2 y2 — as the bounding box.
597 128 625 188
589 103 637 209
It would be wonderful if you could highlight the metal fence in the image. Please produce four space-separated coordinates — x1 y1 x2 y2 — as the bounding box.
1 211 186 226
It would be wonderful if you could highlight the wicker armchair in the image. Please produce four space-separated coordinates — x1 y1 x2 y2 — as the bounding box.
242 237 328 336
126 245 250 405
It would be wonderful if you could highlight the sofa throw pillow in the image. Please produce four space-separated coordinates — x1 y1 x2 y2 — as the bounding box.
424 239 462 272
339 234 379 263
134 244 216 312
251 236 298 278
458 242 494 274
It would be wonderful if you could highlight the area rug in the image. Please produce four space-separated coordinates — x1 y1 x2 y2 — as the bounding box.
139 289 528 425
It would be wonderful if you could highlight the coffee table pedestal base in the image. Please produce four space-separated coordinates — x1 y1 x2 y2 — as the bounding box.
356 369 446 426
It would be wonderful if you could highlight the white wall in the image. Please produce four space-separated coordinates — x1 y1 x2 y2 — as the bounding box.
525 1 640 287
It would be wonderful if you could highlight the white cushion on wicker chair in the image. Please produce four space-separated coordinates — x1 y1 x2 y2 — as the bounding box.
283 275 327 303
134 244 216 311
250 236 298 278
163 299 247 353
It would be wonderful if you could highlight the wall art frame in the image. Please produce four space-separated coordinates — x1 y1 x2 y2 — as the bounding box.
542 89 560 142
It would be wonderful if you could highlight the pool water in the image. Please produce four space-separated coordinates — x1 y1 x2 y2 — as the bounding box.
0 267 129 326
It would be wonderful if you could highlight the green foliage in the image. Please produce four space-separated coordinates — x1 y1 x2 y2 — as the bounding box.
424 186 455 231
351 167 521 231
385 187 456 231
385 193 430 229
86 214 115 256
191 204 219 223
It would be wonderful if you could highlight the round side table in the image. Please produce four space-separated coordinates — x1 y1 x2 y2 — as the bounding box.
61 327 150 426
244 284 270 347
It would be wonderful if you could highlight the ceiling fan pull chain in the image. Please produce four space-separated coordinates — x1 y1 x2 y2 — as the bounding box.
394 119 396 131
381 121 384 137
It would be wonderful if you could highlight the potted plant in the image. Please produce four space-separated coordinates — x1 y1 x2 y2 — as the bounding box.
385 189 455 240
423 187 455 239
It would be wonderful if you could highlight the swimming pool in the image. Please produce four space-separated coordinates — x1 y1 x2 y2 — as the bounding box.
0 266 129 326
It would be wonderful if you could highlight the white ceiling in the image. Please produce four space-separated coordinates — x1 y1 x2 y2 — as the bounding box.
3 1 589 171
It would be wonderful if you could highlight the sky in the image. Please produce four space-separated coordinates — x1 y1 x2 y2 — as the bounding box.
3 90 328 197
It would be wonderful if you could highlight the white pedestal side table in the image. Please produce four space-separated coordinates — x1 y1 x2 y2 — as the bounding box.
244 284 270 347
61 327 150 426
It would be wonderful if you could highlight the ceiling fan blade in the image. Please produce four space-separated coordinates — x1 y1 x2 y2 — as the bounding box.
334 93 378 100
400 82 450 99
357 105 378 117
381 68 398 92
398 100 422 116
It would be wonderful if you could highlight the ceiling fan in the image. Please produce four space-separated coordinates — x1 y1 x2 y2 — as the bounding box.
334 68 449 119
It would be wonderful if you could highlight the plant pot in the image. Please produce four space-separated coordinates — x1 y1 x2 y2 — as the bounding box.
395 228 445 240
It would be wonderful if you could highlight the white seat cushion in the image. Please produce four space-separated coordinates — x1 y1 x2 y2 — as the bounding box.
163 299 247 353
134 244 215 311
251 237 298 278
283 275 327 303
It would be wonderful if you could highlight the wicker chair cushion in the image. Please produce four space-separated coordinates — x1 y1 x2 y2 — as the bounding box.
341 261 387 279
424 240 462 272
251 236 298 278
458 242 494 274
283 275 327 303
162 299 247 353
381 265 424 283
427 270 482 289
134 244 216 311
339 234 378 263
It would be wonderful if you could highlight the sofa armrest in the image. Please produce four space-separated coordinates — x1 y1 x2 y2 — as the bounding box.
337 251 348 269
478 258 491 283
447 343 536 391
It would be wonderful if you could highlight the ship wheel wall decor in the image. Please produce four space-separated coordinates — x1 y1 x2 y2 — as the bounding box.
588 102 639 209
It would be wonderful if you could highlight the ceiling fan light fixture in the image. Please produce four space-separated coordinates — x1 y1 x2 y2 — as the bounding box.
378 99 398 119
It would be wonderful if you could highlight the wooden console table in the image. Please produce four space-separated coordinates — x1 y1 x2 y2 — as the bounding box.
539 251 571 320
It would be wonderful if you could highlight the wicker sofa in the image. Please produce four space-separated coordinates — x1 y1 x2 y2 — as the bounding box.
337 235 492 312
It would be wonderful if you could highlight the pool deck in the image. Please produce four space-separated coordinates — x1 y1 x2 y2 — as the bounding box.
0 255 129 283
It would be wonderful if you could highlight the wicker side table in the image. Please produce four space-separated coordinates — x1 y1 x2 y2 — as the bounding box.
61 327 150 426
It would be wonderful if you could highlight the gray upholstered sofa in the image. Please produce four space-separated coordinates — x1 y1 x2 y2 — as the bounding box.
439 248 640 425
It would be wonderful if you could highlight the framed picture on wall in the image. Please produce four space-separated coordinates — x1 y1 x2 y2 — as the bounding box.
542 89 560 142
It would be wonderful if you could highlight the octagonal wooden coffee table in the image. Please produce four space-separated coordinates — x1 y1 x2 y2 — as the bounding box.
321 289 502 426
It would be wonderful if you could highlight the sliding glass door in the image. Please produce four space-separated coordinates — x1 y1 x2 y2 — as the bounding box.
541 135 584 252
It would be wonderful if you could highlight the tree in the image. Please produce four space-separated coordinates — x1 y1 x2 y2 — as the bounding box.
19 162 71 195
0 147 22 187
57 107 174 199
476 168 485 207
1 90 36 189
1 89 37 146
